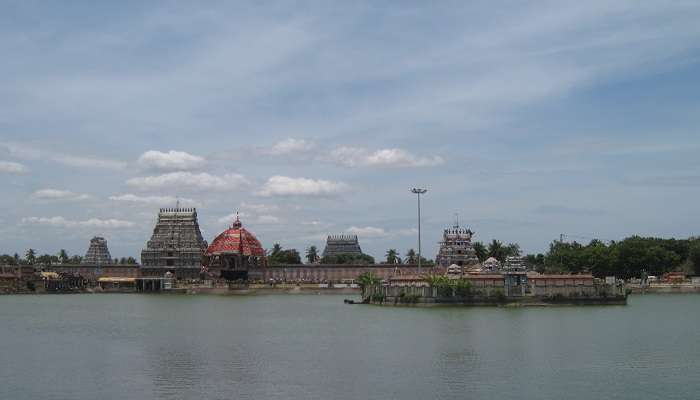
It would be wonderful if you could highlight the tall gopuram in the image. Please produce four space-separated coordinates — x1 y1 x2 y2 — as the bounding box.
82 236 112 265
322 234 362 257
202 215 266 281
140 207 208 279
435 224 480 268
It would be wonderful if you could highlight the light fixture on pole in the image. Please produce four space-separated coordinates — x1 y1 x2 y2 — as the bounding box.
410 188 427 274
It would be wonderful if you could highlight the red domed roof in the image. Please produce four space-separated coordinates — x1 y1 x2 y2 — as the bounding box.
206 216 265 257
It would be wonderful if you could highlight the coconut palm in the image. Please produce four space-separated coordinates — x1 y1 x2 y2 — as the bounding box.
385 249 401 264
306 245 319 264
356 271 381 298
25 249 36 265
405 248 417 264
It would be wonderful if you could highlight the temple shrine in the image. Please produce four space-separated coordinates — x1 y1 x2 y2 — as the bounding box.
82 236 112 265
322 235 362 257
435 223 479 268
140 207 208 279
203 215 266 281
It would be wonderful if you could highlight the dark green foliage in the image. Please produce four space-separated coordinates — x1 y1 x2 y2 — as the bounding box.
320 253 375 265
268 244 302 265
473 241 488 262
305 246 319 264
526 236 694 278
689 240 700 276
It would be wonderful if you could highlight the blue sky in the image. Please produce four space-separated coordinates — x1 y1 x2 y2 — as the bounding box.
1 1 699 260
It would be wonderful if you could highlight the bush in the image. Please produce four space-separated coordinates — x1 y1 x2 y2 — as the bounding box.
399 294 420 304
26 281 36 291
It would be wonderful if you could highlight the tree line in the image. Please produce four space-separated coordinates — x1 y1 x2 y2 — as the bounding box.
523 236 700 278
0 249 137 266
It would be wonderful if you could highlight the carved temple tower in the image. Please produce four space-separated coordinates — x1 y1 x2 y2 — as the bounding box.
140 207 208 278
435 223 480 268
322 234 362 257
82 236 112 265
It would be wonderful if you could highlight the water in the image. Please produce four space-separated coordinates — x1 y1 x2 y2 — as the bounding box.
1 294 699 400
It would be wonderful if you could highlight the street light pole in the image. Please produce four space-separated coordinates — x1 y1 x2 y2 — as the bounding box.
411 188 427 274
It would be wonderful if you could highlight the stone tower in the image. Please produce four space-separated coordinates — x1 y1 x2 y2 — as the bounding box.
435 225 480 267
83 236 112 265
140 208 208 277
322 234 362 257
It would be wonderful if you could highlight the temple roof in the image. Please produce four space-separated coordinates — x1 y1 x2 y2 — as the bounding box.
205 216 265 257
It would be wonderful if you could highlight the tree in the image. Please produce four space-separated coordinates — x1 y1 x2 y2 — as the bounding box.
689 240 700 276
58 249 69 264
126 257 137 264
473 241 488 262
305 246 319 264
320 253 375 265
487 240 506 262
25 249 36 265
385 249 401 264
356 272 381 298
405 249 417 264
13 253 20 265
268 245 302 265
505 243 521 258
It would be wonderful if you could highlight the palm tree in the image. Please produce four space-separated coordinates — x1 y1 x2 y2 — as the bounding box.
473 241 488 262
405 249 417 264
270 243 283 256
305 245 319 264
505 243 521 257
385 249 401 264
25 249 36 265
488 240 506 262
356 272 381 299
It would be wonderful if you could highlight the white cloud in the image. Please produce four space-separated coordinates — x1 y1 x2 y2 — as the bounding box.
257 176 348 197
127 172 248 191
0 160 28 174
345 226 387 238
109 193 199 207
137 150 206 171
265 138 316 155
240 202 280 213
256 215 280 224
329 147 444 168
32 189 91 201
1 142 126 170
21 216 135 229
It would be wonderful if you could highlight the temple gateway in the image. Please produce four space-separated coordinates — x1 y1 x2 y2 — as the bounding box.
435 224 480 268
83 236 112 265
140 208 208 279
322 234 362 257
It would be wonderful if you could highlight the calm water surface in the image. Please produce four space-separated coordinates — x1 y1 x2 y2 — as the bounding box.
1 293 699 400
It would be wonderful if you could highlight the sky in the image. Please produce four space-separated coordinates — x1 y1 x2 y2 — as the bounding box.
1 1 700 261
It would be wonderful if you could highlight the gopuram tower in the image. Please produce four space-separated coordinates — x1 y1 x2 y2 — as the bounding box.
140 207 208 279
435 222 480 268
82 236 112 265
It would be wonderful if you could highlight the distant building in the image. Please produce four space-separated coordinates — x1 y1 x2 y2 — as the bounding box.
435 224 479 267
322 235 362 257
82 236 112 265
140 207 208 279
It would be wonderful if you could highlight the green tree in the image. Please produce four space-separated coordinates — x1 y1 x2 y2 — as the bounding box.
25 249 36 265
689 240 700 276
473 241 488 262
385 249 401 264
58 249 69 264
305 245 319 264
487 240 506 262
356 272 381 298
126 256 137 264
405 249 417 264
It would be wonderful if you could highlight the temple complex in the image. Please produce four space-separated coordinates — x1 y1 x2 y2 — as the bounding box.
82 236 112 265
140 207 208 279
322 235 362 257
203 215 266 281
435 224 479 267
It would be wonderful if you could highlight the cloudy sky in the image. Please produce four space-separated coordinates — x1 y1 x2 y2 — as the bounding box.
1 1 700 260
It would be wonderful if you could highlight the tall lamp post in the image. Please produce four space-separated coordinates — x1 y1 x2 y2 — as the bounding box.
411 188 427 274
